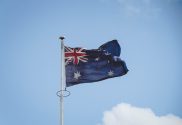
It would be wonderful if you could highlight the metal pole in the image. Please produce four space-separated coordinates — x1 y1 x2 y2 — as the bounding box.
59 36 66 125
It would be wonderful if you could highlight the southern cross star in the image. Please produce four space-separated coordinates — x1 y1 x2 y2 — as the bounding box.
74 71 81 80
105 51 111 55
95 57 99 61
108 70 114 76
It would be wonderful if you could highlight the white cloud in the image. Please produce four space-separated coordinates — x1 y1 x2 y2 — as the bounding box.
99 103 182 125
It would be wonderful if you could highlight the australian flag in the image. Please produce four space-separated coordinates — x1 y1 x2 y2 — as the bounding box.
65 40 128 87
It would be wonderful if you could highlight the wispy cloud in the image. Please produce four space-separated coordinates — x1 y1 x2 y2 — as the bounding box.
98 103 182 125
117 0 161 16
100 0 171 16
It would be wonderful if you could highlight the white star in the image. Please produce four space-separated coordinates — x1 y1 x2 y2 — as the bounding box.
108 70 114 76
74 71 81 80
113 56 118 61
105 51 111 55
95 57 99 61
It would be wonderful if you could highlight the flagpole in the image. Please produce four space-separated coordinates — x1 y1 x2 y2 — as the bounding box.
59 36 66 125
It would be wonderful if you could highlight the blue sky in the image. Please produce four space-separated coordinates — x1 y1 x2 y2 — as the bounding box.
0 0 182 125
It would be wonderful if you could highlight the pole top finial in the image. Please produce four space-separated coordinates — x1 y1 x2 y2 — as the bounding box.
59 36 65 40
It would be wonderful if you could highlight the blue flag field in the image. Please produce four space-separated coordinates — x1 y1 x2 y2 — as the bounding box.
65 40 128 87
